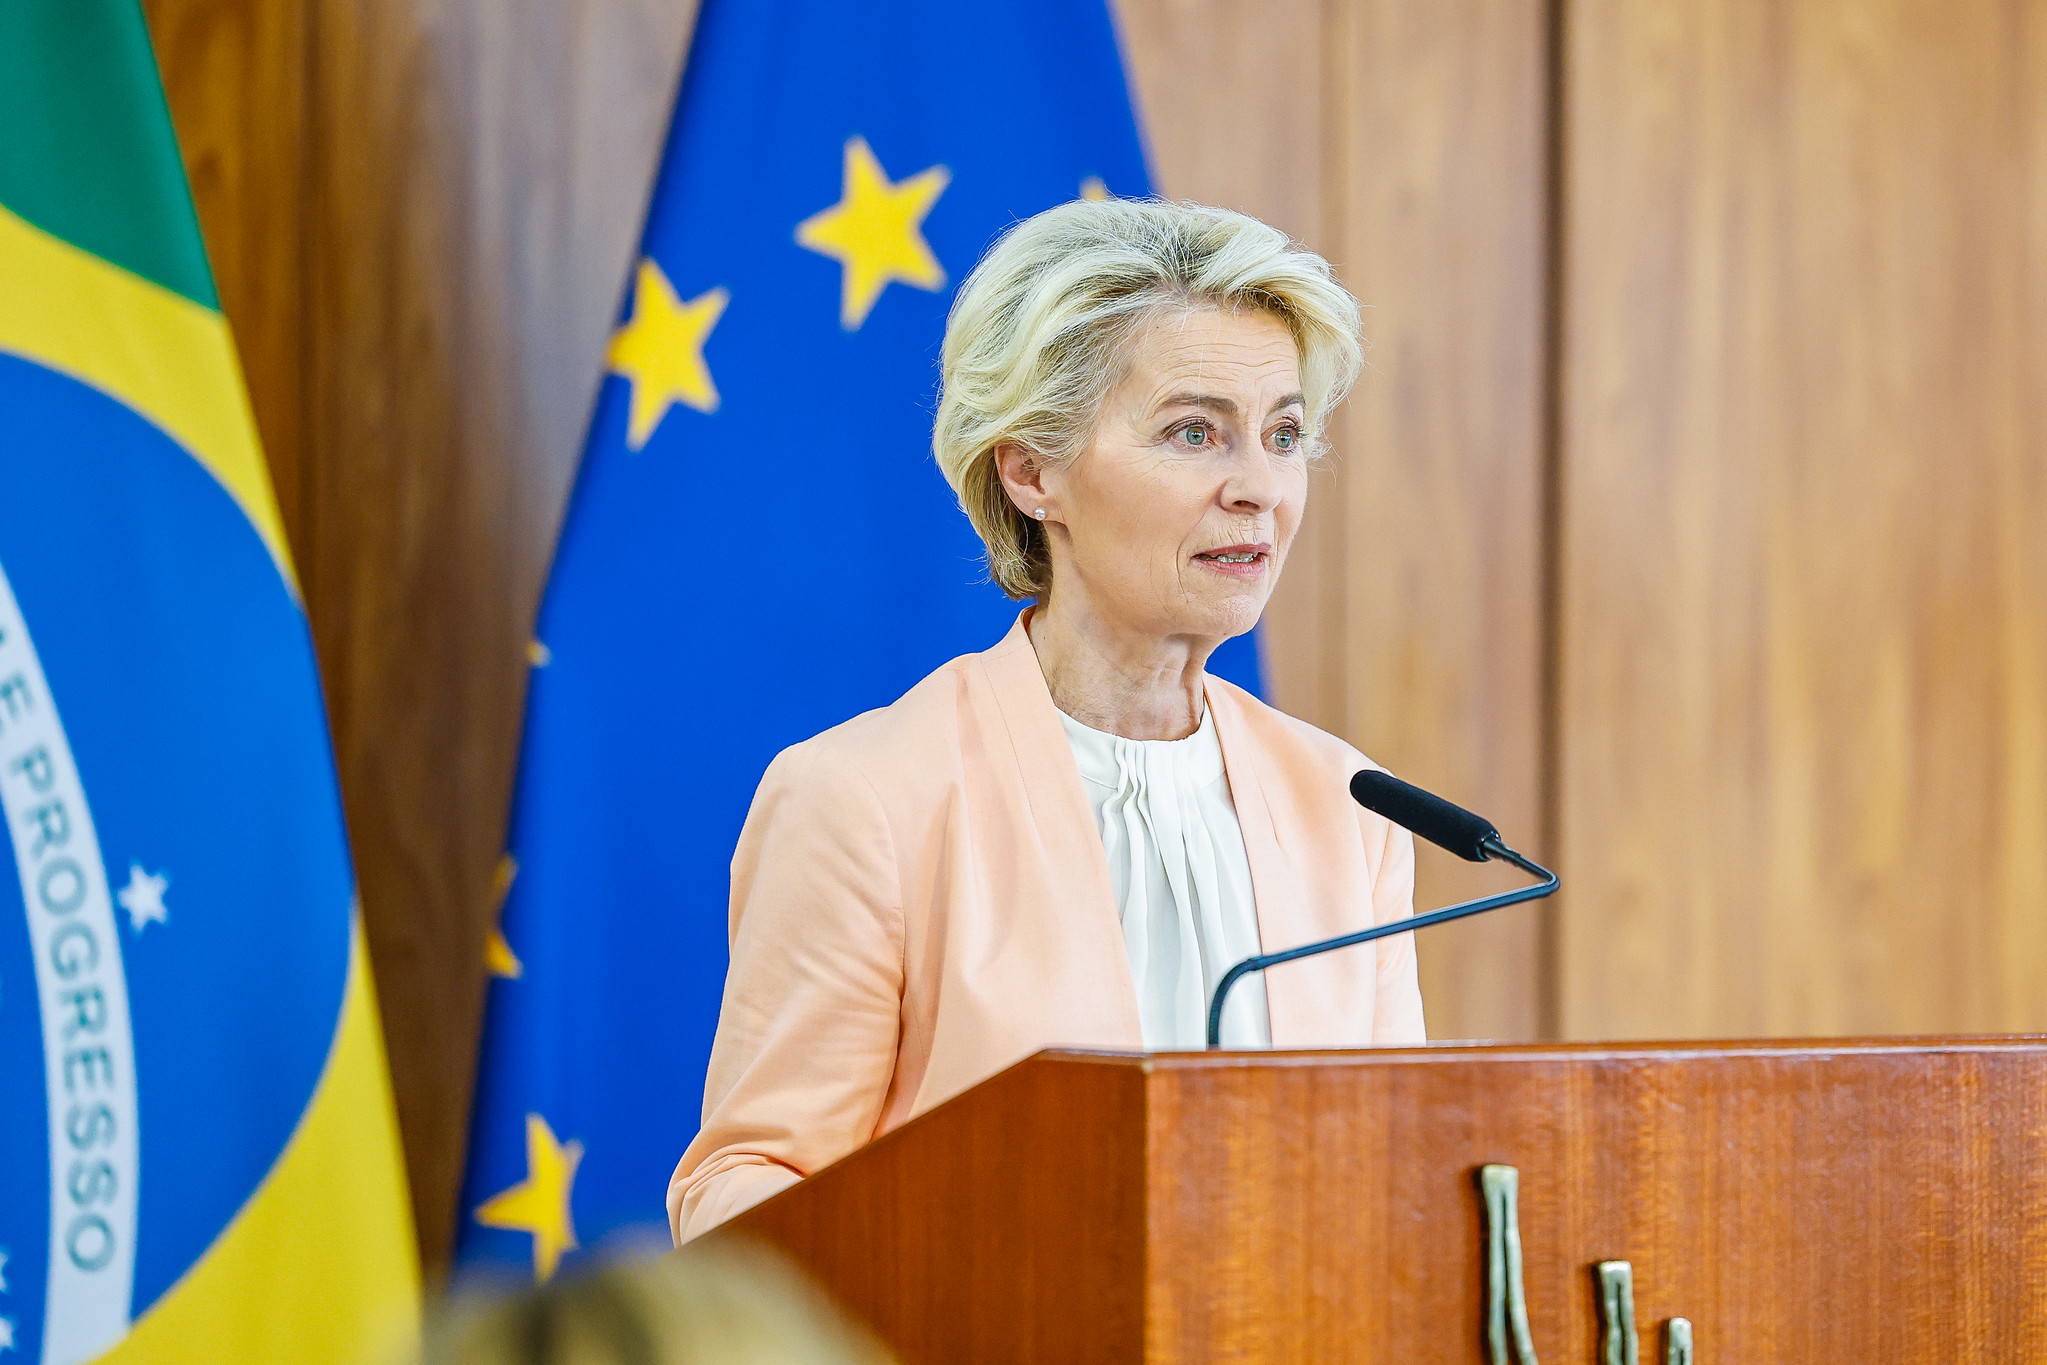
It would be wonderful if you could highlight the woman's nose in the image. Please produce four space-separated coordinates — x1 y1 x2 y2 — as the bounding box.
1223 452 1282 513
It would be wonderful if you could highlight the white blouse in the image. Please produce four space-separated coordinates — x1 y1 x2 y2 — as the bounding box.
1059 706 1272 1051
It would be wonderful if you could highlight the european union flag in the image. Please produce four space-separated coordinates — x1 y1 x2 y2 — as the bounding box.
456 0 1263 1279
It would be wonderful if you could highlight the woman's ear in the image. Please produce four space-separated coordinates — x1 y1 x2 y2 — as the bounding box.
993 441 1053 519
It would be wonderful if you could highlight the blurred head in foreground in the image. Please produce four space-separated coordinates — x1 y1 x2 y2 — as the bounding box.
419 1243 894 1365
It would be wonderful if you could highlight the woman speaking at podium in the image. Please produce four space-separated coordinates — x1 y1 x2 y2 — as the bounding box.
670 200 1424 1242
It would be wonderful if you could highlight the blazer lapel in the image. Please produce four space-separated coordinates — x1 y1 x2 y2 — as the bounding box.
974 612 1144 1047
1209 683 1319 1047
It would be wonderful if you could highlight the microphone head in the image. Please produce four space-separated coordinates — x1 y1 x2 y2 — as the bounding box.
1349 769 1499 862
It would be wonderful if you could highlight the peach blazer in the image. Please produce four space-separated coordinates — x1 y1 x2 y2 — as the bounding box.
668 614 1425 1242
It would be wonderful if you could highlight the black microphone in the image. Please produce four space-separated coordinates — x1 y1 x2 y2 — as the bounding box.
1204 771 1558 1048
1349 769 1498 862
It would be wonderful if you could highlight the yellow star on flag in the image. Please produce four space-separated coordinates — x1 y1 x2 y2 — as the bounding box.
796 135 950 329
606 259 728 450
483 854 522 979
474 1112 584 1283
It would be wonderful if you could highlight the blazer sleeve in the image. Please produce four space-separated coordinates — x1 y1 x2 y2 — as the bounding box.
667 740 905 1243
1367 813 1427 1043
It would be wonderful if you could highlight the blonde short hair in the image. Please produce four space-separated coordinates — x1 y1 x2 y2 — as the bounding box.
933 198 1363 599
417 1241 895 1365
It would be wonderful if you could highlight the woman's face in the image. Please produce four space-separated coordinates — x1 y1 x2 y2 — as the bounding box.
1028 307 1308 648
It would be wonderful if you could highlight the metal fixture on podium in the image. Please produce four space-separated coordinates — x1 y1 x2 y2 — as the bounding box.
1482 1165 1696 1365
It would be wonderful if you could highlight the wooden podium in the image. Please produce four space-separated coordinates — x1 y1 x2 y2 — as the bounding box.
701 1039 2047 1362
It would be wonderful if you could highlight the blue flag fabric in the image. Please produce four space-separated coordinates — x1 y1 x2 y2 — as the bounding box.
456 0 1262 1279
0 7 417 1358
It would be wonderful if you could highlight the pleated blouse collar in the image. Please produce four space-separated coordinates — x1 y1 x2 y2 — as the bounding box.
974 609 1321 1049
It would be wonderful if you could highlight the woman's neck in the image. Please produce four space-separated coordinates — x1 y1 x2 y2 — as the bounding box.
1026 594 1211 740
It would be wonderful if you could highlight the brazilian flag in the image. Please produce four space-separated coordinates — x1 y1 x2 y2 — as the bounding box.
0 5 419 1362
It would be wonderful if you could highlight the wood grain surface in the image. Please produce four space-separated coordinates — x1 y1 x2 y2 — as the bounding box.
1554 0 2047 1039
1121 0 1554 1043
718 1043 2047 1363
1318 0 1552 1042
702 1055 1152 1363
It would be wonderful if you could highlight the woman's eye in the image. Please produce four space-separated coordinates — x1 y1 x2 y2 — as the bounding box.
1271 424 1300 452
1180 422 1209 447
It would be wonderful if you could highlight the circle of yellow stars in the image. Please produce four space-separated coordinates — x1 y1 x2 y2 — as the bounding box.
478 145 1116 1285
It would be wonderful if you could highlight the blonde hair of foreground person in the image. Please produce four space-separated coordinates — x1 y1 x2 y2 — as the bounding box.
933 196 1363 597
415 1243 895 1365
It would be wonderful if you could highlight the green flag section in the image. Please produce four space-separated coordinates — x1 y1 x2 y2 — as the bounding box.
0 3 420 1362
0 4 215 309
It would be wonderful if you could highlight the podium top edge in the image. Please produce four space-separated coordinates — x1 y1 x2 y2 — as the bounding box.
1028 1034 2047 1069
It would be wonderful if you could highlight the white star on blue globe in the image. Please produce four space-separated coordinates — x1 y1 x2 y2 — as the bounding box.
117 863 171 932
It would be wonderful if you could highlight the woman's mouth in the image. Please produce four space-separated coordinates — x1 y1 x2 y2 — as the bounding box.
1192 543 1272 577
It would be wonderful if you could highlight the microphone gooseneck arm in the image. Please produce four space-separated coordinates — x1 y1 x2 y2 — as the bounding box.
1204 832 1559 1050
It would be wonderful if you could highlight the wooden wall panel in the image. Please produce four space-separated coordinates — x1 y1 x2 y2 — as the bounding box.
299 0 521 1275
144 0 695 1273
1123 0 1553 1040
1556 0 2047 1038
1322 2 1552 1041
300 0 694 1272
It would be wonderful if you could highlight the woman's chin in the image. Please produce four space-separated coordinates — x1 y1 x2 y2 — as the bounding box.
1168 590 1268 645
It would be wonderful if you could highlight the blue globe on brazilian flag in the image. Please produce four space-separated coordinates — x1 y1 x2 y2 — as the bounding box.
0 6 419 1361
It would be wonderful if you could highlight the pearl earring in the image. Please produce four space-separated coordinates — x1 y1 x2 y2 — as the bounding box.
1034 508 1047 520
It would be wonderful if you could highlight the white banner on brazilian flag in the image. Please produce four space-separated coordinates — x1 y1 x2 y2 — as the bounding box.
0 4 419 1362
0 569 140 1362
